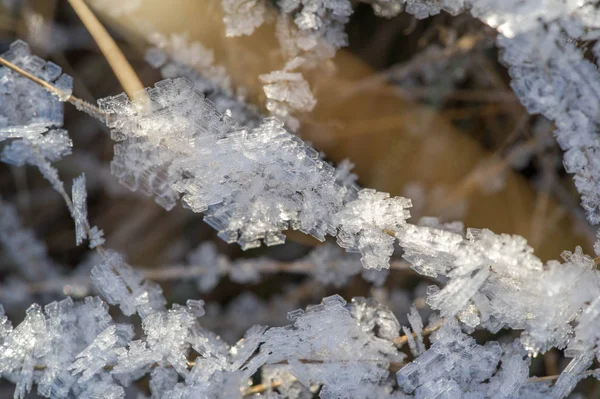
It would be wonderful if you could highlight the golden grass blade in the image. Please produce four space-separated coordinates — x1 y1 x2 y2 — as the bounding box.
66 0 143 98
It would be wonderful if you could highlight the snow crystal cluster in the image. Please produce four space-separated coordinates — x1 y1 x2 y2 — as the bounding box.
144 33 262 129
223 0 600 226
397 319 538 397
4 0 600 395
145 33 233 96
497 13 600 225
222 0 267 37
0 40 73 190
406 1 600 226
275 0 353 65
99 77 411 270
0 281 406 399
261 294 402 398
259 63 316 131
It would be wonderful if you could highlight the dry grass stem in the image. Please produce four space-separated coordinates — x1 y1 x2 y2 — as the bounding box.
66 0 143 97
392 318 444 346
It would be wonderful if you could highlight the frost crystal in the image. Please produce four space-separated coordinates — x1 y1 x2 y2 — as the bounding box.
0 40 74 220
0 304 49 399
498 24 600 224
0 40 72 134
146 33 233 95
350 297 400 341
397 319 503 395
91 250 166 317
552 354 594 399
70 174 105 248
262 295 402 397
259 69 316 131
334 189 411 270
100 78 410 267
69 324 134 382
276 0 353 64
406 306 425 356
222 0 266 37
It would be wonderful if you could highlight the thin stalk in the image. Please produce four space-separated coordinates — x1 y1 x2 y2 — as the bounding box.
67 0 143 98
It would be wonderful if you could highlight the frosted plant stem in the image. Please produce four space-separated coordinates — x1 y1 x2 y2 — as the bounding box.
19 258 412 296
528 368 600 384
0 55 106 120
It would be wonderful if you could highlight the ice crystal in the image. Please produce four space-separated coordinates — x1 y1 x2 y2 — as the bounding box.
99 78 398 265
0 40 72 134
262 295 402 396
335 189 411 270
69 324 134 383
276 0 353 64
90 250 166 318
222 0 267 37
259 68 316 131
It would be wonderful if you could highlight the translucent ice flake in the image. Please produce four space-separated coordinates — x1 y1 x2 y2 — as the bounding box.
261 295 402 395
275 0 353 65
99 78 365 258
0 304 49 399
146 33 233 95
222 0 266 37
334 188 411 270
259 70 316 130
142 305 197 375
426 266 490 319
0 40 72 134
551 354 594 399
69 324 134 383
397 319 502 396
350 297 400 341
498 24 600 225
91 250 166 318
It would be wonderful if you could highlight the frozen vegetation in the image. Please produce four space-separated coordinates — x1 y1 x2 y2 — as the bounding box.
1 0 600 398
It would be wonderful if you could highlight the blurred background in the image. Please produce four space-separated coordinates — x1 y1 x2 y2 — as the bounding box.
0 0 597 396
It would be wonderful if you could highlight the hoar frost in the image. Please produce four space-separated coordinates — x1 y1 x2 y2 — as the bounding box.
4 0 600 395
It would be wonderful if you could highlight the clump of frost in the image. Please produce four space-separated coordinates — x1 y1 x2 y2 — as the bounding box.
261 295 403 397
91 250 166 318
146 33 233 95
0 40 72 134
222 0 267 37
0 39 73 161
396 319 541 397
259 62 316 131
275 0 353 65
335 189 411 270
100 78 415 269
145 34 262 129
